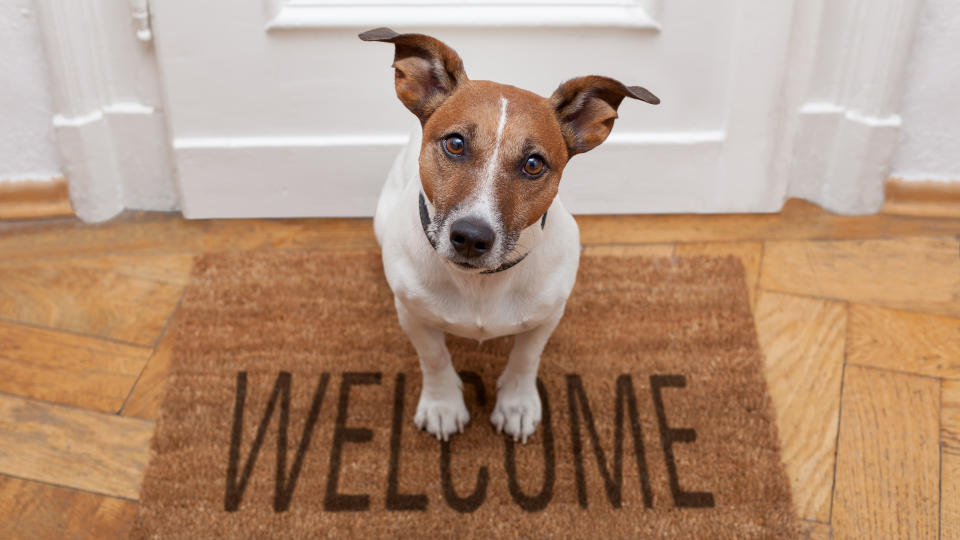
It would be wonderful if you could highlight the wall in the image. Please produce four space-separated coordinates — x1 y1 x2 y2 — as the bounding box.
0 0 61 182
891 0 960 183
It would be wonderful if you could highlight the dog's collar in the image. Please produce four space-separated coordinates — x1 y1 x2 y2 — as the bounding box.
418 191 547 275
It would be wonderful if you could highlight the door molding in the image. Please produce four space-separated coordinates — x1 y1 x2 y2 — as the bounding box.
777 0 925 214
33 0 176 222
265 0 662 30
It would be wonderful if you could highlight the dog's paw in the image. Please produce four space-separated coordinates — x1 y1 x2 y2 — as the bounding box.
491 377 541 444
414 390 470 441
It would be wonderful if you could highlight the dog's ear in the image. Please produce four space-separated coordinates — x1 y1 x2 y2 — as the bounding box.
550 76 659 156
360 27 468 124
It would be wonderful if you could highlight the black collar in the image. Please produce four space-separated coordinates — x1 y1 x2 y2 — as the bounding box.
419 192 547 275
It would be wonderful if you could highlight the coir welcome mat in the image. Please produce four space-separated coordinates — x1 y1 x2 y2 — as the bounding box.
131 251 799 538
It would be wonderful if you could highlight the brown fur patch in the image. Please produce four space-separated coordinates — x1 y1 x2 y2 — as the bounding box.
550 75 659 155
360 28 469 123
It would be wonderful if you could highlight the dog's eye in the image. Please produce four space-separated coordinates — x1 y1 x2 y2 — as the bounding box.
523 155 545 177
444 135 465 156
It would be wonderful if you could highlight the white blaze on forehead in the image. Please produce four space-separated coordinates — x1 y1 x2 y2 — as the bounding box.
483 96 509 188
472 96 509 219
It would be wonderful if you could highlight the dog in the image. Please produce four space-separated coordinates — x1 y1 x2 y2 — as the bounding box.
361 28 658 443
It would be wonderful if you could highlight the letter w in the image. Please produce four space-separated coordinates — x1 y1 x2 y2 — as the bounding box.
225 371 330 512
566 374 654 509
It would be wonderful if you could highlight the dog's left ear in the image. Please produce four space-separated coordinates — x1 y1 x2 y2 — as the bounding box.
360 27 468 124
550 76 659 157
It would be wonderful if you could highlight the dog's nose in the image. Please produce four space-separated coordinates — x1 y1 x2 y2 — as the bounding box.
450 217 495 258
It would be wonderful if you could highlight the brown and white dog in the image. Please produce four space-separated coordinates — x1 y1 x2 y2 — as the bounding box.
361 28 658 442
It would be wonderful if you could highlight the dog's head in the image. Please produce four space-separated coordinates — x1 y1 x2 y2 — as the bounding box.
361 28 658 273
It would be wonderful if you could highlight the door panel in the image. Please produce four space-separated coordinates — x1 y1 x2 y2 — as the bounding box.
150 0 795 217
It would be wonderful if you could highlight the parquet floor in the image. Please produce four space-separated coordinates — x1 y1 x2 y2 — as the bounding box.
0 199 957 538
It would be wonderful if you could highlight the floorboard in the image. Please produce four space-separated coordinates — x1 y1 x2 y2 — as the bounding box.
943 380 960 540
831 365 940 539
0 261 183 346
760 236 960 318
754 291 845 522
0 393 153 500
848 303 960 379
0 475 137 540
0 320 151 412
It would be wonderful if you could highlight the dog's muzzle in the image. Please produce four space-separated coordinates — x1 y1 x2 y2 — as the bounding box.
418 191 546 274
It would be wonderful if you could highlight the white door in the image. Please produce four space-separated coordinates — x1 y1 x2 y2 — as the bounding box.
148 1 799 217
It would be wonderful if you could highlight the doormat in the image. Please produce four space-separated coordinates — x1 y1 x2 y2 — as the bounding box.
131 251 799 539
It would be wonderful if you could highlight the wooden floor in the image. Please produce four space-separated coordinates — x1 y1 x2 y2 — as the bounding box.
0 199 957 539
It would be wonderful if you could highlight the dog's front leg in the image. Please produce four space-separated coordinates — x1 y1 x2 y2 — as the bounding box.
492 307 564 443
395 300 469 441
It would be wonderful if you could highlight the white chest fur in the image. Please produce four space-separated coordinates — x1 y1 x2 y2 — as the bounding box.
395 268 564 341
